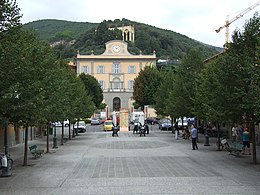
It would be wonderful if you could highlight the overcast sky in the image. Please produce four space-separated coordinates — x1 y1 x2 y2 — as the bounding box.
16 0 259 48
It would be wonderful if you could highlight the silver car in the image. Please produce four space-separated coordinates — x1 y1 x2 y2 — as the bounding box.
91 118 100 125
73 121 86 133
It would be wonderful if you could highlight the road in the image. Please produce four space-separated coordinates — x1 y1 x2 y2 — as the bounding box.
1 124 260 194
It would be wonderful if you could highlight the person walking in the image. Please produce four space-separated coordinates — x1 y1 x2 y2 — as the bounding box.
242 128 251 155
231 123 238 143
191 124 198 150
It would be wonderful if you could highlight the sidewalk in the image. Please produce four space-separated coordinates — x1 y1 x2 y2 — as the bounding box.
1 129 260 194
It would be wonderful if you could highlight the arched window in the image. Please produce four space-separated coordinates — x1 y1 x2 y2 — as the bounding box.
113 97 121 111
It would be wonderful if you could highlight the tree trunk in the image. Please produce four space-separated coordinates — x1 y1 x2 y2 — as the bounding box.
68 119 71 140
61 121 64 145
249 119 257 164
4 117 8 155
23 125 29 166
217 122 221 151
46 123 49 153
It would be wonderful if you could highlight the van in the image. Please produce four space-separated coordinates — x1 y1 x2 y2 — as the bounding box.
177 117 195 127
131 111 145 126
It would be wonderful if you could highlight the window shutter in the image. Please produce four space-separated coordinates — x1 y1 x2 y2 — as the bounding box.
119 64 122 73
112 64 115 73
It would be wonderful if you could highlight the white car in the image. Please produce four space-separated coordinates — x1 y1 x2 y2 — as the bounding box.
63 119 69 127
177 117 195 127
73 121 87 133
53 120 69 127
53 121 61 127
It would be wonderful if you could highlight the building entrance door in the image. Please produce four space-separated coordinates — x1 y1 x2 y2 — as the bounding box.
113 97 121 111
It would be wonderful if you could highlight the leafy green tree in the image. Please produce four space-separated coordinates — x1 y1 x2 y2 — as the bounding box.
196 57 228 123
79 73 103 109
154 69 175 117
197 13 260 125
0 26 96 164
133 66 161 108
196 13 259 162
0 29 56 165
0 0 22 33
161 50 204 121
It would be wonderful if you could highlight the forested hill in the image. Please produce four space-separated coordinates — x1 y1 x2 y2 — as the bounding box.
23 19 98 41
23 18 223 60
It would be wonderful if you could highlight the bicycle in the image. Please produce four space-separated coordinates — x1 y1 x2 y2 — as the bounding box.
215 137 230 151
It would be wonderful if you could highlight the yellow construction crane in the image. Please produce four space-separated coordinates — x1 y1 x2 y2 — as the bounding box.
215 0 260 44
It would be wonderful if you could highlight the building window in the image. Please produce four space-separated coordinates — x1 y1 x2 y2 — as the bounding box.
128 80 134 90
99 80 105 90
82 66 89 74
111 77 123 91
128 65 136 74
97 65 105 74
112 62 121 74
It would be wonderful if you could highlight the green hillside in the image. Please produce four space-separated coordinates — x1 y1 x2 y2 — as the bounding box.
23 19 222 60
23 19 98 41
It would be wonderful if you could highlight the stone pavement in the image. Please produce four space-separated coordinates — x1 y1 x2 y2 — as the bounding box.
0 127 260 195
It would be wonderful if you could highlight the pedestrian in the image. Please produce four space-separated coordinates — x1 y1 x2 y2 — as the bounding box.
242 128 251 155
112 122 119 137
231 123 238 143
182 127 186 139
238 125 244 143
191 124 198 150
174 122 179 135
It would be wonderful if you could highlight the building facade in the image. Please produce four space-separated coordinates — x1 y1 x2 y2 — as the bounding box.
76 40 156 115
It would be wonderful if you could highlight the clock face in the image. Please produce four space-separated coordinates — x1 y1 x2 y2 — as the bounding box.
113 45 121 52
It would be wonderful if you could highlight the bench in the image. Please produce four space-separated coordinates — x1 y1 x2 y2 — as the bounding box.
29 145 44 158
226 142 243 157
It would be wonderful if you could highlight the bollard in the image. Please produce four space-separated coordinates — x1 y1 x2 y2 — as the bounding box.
204 134 210 146
175 130 178 140
53 136 58 148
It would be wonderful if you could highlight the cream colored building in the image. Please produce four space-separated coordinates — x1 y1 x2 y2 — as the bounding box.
76 40 156 115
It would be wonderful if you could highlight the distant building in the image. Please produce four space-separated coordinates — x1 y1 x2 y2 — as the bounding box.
108 25 135 43
76 40 156 115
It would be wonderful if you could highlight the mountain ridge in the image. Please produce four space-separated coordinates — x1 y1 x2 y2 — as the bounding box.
23 18 223 60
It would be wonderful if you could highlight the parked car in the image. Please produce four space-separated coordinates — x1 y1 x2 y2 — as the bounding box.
52 121 62 127
158 118 172 130
99 118 106 124
145 117 158 125
52 120 69 127
64 119 69 127
91 118 100 125
73 121 86 133
103 120 113 131
177 117 196 128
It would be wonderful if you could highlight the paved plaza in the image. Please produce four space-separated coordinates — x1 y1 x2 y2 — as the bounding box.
0 126 260 194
